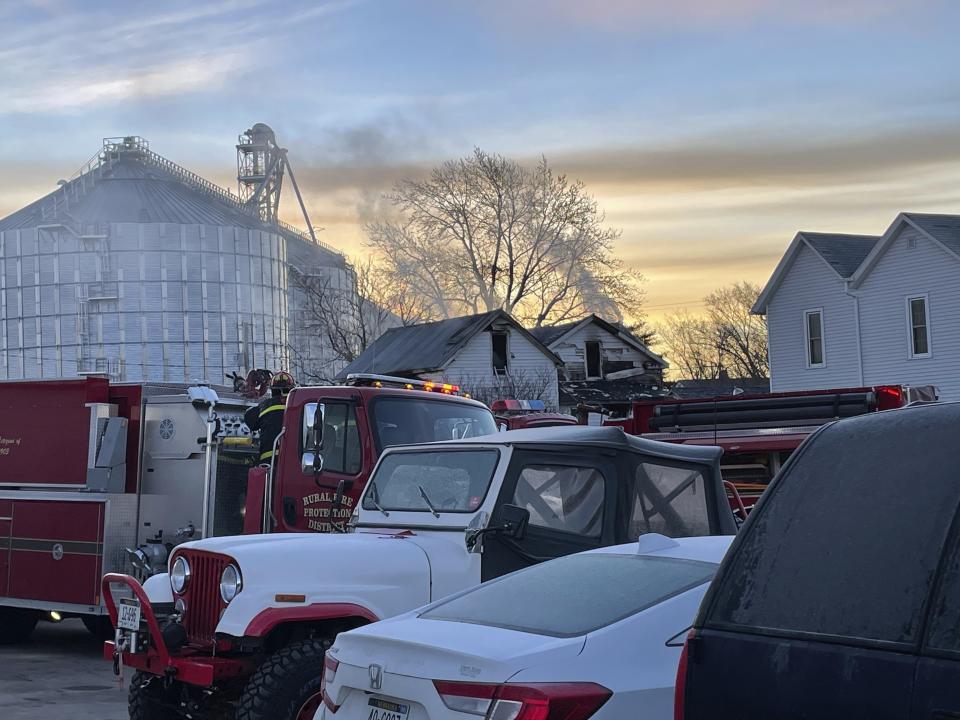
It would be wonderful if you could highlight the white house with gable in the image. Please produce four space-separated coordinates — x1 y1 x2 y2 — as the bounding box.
337 310 562 409
754 213 960 400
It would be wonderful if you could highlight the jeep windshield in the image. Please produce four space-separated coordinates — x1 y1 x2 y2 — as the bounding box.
363 449 500 513
371 397 497 449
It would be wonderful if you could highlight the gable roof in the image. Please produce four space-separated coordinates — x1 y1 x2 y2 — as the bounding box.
529 314 668 368
337 309 561 378
800 232 880 277
752 231 880 314
850 212 960 289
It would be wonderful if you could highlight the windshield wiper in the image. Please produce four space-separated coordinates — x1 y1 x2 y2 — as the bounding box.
418 485 440 518
368 481 389 517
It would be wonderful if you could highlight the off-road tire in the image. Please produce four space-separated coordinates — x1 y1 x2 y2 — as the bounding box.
236 637 333 720
81 614 114 640
128 671 176 720
0 606 39 644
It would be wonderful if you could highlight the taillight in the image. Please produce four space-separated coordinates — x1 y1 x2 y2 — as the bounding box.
322 653 340 713
433 680 611 720
674 630 695 720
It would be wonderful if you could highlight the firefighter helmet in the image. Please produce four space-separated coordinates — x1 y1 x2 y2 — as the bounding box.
271 371 296 391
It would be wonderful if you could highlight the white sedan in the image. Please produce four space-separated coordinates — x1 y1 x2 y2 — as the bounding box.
317 533 733 720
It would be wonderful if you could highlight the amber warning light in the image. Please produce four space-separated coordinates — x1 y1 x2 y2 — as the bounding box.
345 373 463 396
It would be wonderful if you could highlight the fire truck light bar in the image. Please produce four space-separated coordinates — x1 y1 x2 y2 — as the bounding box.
344 373 463 395
490 399 546 413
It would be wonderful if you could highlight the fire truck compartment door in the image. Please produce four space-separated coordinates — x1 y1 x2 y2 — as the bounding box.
87 417 128 493
8 499 105 606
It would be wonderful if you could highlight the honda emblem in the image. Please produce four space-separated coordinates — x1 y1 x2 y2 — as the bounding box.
369 664 383 690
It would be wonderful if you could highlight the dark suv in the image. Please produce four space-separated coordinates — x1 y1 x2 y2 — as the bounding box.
677 402 960 720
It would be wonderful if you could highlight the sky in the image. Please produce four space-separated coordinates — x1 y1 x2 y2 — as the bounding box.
3 0 960 320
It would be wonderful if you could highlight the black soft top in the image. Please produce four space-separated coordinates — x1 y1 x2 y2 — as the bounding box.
431 425 724 464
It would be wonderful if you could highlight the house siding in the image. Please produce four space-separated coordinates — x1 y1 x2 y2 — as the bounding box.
857 225 960 400
424 329 560 409
766 243 862 391
550 322 660 380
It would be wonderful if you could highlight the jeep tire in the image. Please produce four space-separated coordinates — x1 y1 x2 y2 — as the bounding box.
236 637 333 720
0 606 39 644
82 614 114 640
127 672 172 720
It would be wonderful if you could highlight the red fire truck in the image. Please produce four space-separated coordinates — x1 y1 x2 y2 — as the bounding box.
608 384 934 515
491 398 579 430
0 373 495 643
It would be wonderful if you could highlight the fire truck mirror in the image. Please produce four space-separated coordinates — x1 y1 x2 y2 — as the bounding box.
303 402 324 449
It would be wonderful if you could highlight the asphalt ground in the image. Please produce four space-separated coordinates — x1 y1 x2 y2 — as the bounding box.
0 618 128 719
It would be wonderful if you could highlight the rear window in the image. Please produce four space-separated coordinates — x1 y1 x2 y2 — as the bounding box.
421 553 716 637
707 407 960 646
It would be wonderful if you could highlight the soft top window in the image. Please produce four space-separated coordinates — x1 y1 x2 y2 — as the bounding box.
706 409 960 646
421 552 716 637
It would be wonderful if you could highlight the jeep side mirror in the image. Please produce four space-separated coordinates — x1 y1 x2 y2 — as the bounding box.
465 505 530 552
499 504 529 540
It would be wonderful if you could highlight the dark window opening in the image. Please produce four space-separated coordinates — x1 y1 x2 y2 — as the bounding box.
492 331 509 374
585 341 602 378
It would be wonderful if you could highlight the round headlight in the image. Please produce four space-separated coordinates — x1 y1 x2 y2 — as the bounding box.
220 564 242 603
171 556 191 594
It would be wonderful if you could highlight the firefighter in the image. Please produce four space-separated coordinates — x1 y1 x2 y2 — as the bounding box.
244 371 296 465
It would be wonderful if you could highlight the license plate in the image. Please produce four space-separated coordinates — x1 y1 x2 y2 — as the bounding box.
367 696 409 720
117 598 141 631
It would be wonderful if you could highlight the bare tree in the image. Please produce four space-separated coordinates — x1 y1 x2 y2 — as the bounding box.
657 282 768 380
289 258 429 382
449 368 557 410
705 282 769 380
366 149 646 328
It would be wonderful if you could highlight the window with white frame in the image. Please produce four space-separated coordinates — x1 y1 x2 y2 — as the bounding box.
907 296 931 358
804 310 825 367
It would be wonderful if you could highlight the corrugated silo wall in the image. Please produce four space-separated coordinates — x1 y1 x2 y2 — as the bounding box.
0 222 289 382
285 236 353 383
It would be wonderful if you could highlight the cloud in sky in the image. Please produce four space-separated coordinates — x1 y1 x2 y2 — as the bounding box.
2 0 960 323
476 0 930 31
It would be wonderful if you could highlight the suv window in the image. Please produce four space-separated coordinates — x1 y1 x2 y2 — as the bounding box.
707 411 960 646
927 530 960 654
513 465 604 536
629 461 711 538
319 404 362 475
421 552 717 637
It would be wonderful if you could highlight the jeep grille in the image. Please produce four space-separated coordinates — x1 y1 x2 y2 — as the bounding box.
175 550 231 647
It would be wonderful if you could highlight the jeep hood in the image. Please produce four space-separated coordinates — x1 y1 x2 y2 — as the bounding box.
180 531 438 637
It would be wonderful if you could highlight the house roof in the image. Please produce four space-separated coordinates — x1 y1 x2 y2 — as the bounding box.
800 232 880 278
903 213 960 256
752 231 880 314
529 314 668 368
669 378 770 399
558 379 666 408
337 309 561 378
849 212 960 289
